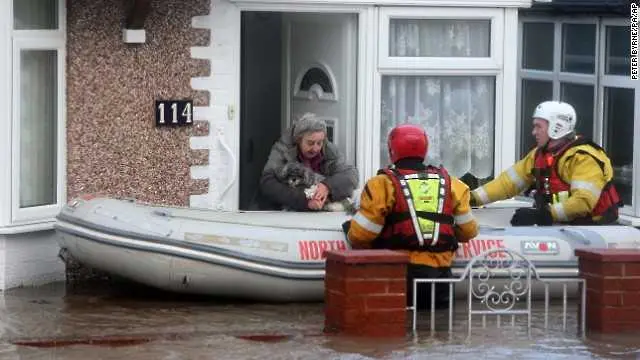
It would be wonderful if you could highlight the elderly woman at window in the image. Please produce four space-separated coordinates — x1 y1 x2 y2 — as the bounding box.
251 113 358 211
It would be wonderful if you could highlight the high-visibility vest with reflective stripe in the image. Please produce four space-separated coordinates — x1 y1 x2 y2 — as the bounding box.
373 166 457 252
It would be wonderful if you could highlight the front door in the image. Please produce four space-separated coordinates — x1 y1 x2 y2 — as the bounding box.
284 13 358 164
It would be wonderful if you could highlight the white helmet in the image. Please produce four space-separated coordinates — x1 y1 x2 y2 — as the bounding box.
532 101 577 140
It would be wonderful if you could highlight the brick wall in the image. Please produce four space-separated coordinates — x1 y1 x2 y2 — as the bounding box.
324 250 409 337
575 249 640 333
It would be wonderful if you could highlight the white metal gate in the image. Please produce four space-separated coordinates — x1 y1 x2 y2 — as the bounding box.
410 248 586 336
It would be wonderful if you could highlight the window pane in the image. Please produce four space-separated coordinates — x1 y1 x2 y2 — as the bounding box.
522 22 554 71
381 76 495 188
13 0 58 30
389 19 490 57
561 23 596 74
605 26 630 75
604 87 634 206
520 79 552 157
560 83 594 140
19 50 58 208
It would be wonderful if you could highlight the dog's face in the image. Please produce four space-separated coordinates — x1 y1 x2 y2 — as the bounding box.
286 171 306 188
277 163 316 188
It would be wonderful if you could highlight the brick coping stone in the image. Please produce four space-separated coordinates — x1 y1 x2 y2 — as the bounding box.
575 249 640 263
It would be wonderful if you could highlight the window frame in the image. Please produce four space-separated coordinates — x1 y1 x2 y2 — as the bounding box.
518 15 640 218
373 7 512 177
0 1 11 228
9 0 66 225
599 18 637 217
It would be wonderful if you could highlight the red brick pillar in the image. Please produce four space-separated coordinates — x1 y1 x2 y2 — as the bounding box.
575 249 640 333
323 250 409 337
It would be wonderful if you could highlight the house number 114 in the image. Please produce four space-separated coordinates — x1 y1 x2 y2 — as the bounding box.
155 100 193 126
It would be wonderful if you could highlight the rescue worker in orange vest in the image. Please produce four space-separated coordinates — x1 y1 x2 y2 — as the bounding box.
470 100 622 226
344 124 479 310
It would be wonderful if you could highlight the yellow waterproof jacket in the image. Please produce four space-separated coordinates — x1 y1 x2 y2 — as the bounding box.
471 141 616 223
347 170 479 268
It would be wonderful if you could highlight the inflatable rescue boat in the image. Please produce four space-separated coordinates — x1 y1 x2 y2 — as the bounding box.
54 196 640 302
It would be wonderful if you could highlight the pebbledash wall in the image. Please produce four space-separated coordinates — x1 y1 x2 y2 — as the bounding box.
66 0 211 205
0 0 226 289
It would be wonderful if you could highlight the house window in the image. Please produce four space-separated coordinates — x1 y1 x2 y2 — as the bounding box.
519 20 598 156
13 0 59 30
519 18 638 216
604 26 630 76
380 76 495 180
522 22 553 71
388 19 491 58
377 8 502 187
11 0 65 223
604 87 634 206
561 23 596 74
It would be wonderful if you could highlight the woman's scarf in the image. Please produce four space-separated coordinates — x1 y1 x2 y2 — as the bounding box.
298 152 324 174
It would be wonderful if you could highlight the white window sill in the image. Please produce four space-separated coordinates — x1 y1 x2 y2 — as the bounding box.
617 214 640 227
0 221 56 235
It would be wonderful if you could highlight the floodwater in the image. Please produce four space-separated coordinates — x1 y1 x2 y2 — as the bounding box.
0 280 639 360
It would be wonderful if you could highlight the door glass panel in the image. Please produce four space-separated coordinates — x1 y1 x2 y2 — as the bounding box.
19 50 58 208
13 0 58 30
522 22 554 71
605 26 630 76
560 83 594 140
520 79 552 157
389 19 490 57
604 87 634 206
561 23 596 74
381 76 495 188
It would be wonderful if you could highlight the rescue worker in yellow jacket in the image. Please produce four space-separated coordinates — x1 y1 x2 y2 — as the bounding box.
344 124 479 310
471 100 622 226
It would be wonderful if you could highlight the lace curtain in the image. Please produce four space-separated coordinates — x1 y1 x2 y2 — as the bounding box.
381 19 495 179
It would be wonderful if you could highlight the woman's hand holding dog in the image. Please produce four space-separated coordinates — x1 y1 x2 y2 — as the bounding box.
308 199 324 210
308 183 329 210
314 183 329 204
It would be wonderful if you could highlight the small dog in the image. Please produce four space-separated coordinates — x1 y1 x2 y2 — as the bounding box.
276 162 355 213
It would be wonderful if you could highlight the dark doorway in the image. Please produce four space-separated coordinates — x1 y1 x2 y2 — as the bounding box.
239 12 283 210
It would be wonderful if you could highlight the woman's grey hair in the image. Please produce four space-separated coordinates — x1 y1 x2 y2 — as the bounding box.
292 113 327 143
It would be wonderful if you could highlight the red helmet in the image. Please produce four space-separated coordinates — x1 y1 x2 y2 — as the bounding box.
387 124 429 163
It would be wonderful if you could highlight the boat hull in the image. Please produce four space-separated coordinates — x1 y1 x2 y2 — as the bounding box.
55 197 640 302
58 224 324 302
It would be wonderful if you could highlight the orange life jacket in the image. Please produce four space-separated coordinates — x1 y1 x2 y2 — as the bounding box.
532 137 622 224
373 165 457 252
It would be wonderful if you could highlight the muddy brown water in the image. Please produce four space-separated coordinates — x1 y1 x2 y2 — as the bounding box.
0 281 638 359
